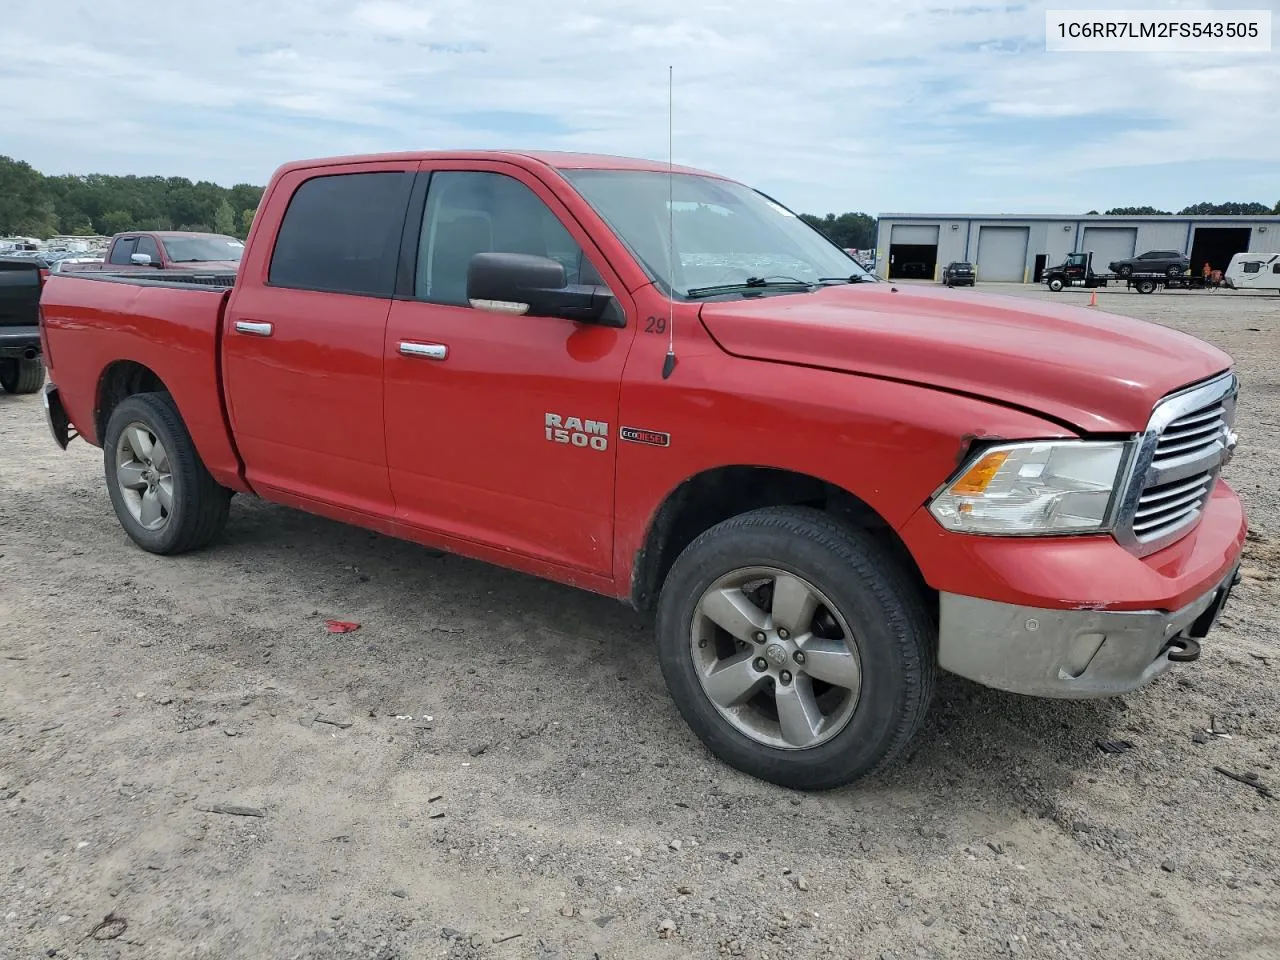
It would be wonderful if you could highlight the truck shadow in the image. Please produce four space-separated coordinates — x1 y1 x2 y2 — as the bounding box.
211 495 1131 814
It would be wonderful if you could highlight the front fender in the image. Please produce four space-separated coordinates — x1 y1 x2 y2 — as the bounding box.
612 343 1076 599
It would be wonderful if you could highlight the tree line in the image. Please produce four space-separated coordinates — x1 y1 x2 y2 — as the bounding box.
0 155 263 239
3 154 1277 247
1090 202 1279 216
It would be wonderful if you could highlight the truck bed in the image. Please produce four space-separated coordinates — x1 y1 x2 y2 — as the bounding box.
38 271 246 490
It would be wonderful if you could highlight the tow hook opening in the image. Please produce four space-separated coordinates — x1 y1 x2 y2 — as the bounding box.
1164 637 1202 663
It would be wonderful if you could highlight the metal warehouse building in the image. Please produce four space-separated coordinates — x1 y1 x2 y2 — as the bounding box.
873 214 1280 283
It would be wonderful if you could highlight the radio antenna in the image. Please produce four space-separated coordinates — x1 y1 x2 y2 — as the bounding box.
661 64 677 380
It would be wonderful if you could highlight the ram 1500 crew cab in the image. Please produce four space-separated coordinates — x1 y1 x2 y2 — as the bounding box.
38 150 1246 789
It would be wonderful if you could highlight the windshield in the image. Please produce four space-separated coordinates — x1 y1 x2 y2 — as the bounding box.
560 170 872 297
163 235 244 263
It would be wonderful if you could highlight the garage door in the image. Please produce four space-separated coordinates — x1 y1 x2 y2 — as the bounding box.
1081 227 1137 271
975 226 1029 282
890 224 940 245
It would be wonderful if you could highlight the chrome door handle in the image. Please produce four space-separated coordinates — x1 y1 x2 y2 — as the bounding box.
234 320 273 337
399 341 448 360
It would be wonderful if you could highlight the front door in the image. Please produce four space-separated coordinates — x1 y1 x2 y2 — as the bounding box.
222 162 416 517
384 162 638 575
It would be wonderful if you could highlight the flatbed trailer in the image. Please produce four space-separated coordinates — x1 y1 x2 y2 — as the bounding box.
1042 252 1211 294
1125 274 1211 294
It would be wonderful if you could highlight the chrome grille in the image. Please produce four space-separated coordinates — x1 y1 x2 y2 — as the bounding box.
1115 372 1238 557
1131 471 1213 538
1152 404 1227 466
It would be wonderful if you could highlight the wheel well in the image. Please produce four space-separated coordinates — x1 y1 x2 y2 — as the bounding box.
630 465 934 616
96 361 169 441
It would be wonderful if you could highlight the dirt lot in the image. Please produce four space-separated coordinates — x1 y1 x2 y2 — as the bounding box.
2 284 1278 960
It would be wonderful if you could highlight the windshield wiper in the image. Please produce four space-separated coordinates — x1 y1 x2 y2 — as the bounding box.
816 274 874 284
685 276 815 299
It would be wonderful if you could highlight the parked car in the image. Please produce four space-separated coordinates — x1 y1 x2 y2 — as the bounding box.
0 249 89 280
1108 250 1190 278
38 149 1246 790
62 231 243 275
50 257 105 273
0 258 46 394
942 261 975 286
1223 252 1280 291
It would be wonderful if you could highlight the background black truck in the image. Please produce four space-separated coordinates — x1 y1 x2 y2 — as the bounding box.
0 259 45 394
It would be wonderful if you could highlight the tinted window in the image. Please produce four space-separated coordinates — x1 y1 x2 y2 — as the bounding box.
416 171 599 305
1243 261 1261 274
135 236 161 262
109 238 137 265
1272 262 1280 274
269 172 412 297
166 235 244 262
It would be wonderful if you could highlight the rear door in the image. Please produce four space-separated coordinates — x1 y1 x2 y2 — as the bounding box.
382 161 638 574
221 161 416 517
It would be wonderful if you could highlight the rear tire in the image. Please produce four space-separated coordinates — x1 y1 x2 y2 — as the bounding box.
102 392 231 554
1136 279 1157 295
0 357 45 394
655 506 935 790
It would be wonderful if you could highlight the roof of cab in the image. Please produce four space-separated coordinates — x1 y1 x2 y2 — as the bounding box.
270 150 729 181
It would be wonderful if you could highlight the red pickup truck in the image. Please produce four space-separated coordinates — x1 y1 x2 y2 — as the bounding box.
63 230 243 275
37 150 1246 789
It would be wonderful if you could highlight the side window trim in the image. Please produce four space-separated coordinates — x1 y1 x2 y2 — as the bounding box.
393 171 432 300
264 169 416 300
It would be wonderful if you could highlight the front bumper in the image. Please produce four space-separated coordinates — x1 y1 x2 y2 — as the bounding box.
938 563 1241 698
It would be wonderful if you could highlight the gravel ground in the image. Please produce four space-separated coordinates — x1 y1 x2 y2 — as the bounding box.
2 283 1278 960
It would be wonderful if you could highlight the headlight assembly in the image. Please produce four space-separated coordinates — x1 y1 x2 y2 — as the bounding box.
928 440 1131 535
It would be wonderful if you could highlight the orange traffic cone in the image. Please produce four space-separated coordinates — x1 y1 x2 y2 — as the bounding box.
1088 289 1098 307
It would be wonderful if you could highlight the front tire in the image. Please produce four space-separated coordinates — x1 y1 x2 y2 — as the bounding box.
0 357 45 394
1048 277 1064 292
655 506 935 790
103 392 231 554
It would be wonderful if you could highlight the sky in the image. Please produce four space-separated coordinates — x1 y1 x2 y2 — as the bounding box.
2 0 1277 216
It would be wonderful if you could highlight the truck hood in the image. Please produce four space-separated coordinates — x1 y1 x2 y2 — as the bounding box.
697 283 1232 433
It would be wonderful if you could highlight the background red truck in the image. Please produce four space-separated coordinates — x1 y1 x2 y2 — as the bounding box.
63 230 243 275
37 150 1246 789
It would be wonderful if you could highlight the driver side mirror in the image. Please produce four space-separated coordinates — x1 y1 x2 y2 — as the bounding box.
465 252 619 325
130 253 154 266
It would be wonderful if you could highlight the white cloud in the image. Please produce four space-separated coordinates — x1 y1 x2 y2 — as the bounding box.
351 0 435 33
0 0 1275 213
